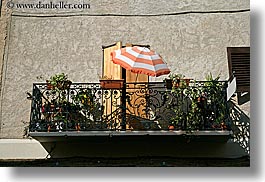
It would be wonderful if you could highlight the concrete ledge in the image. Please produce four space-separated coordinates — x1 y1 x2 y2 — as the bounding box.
29 130 232 137
0 139 48 159
29 130 233 143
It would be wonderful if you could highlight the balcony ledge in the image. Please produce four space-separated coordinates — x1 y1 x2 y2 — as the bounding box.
29 130 232 143
29 130 232 137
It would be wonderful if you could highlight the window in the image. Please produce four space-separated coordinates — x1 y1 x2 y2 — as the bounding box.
227 47 250 92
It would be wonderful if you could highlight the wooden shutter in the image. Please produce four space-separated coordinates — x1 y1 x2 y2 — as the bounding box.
102 42 122 79
227 47 250 92
102 42 122 129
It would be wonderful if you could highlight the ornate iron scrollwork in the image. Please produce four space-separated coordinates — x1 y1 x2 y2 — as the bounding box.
30 81 230 132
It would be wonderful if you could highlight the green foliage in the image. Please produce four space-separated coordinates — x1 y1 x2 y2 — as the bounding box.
168 73 185 80
170 87 204 131
169 73 227 132
205 72 220 82
72 89 102 121
48 73 68 85
46 73 72 90
203 73 227 125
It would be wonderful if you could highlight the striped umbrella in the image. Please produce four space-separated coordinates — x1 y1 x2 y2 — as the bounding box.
111 46 170 77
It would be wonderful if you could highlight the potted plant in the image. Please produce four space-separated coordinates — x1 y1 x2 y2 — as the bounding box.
46 73 72 90
99 75 124 89
164 73 191 89
201 73 227 130
168 73 228 133
169 80 205 132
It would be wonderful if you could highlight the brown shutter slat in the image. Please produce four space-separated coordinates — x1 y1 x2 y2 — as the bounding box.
227 47 250 92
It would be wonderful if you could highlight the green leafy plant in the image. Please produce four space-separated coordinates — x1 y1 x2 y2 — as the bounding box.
202 73 227 128
46 73 72 90
169 73 185 80
169 73 227 132
72 89 102 122
170 86 203 132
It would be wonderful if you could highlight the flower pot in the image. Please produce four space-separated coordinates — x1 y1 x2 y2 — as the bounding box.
46 81 54 90
46 80 72 90
75 123 81 132
197 95 206 102
165 79 191 89
168 125 175 130
47 124 51 132
165 79 173 89
56 80 72 90
175 79 191 88
220 122 227 130
100 79 124 89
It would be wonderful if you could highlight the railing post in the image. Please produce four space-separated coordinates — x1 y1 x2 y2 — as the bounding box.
121 82 126 131
29 84 36 132
30 84 42 132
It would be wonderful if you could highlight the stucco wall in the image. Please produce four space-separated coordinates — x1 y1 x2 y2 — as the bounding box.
10 0 249 14
0 0 250 138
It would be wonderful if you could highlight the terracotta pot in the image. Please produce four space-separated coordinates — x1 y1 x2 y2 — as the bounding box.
46 80 72 90
175 79 191 88
75 123 81 132
56 80 72 90
100 79 124 89
46 81 54 90
197 96 206 102
168 125 175 130
47 125 51 132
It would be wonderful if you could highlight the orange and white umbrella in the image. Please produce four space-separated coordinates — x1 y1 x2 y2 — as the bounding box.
111 46 170 77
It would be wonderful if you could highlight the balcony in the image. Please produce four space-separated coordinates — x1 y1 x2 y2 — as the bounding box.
29 81 230 134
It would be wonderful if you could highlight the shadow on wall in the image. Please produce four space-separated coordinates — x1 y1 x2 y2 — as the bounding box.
229 100 250 155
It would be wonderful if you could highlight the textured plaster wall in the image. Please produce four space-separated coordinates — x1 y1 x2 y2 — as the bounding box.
0 0 250 138
0 0 12 137
0 1 12 61
10 0 249 14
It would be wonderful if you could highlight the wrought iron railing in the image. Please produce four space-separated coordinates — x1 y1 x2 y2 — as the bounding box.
29 81 230 132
